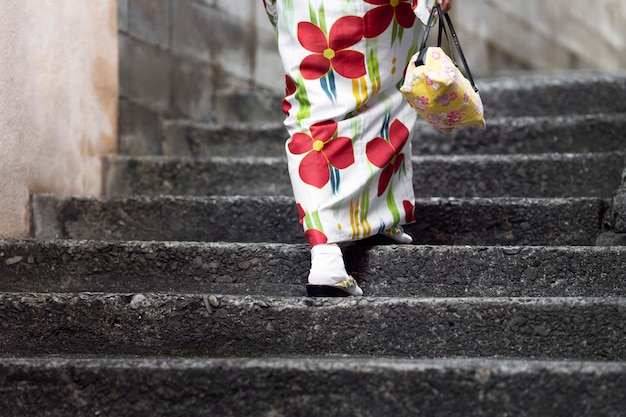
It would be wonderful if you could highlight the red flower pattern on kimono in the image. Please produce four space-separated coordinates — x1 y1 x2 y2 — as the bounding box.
296 203 306 225
288 120 355 189
305 229 329 248
283 75 297 115
296 203 329 247
297 16 366 80
403 200 416 223
363 0 416 38
366 119 410 196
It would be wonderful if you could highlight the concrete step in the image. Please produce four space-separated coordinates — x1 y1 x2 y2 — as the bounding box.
2 240 625 298
207 71 626 124
1 292 625 360
163 121 288 158
2 356 625 416
104 152 625 198
30 195 608 246
415 113 626 155
105 155 293 197
162 113 626 158
477 72 626 118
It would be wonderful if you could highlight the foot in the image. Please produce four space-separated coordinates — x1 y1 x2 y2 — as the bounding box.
355 226 413 246
307 244 363 297
306 276 363 297
383 226 413 244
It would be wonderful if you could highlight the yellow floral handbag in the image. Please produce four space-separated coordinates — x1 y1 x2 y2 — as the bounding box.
401 4 486 133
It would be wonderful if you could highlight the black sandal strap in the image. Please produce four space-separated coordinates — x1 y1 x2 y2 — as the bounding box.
306 285 351 297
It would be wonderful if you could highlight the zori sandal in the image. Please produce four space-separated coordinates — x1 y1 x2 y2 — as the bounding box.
306 276 363 297
356 226 413 246
383 226 413 244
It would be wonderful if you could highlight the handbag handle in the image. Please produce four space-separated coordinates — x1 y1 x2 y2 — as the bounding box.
415 4 479 93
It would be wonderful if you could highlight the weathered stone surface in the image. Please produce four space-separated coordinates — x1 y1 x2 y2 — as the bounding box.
118 99 164 156
104 152 624 198
613 188 626 232
2 241 625 298
408 197 607 246
2 357 626 417
128 0 169 48
412 152 624 198
117 0 284 146
29 195 608 245
169 56 214 121
1 293 625 360
162 121 287 157
161 113 626 158
165 72 626 128
0 240 308 295
597 231 626 246
213 92 284 125
169 0 213 61
416 113 626 155
117 0 129 32
104 155 292 197
478 72 626 117
29 195 303 243
118 35 170 112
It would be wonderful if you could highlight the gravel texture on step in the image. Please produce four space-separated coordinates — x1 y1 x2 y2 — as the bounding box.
478 72 626 117
104 152 625 198
412 152 624 198
30 195 609 245
161 113 626 158
163 121 288 158
415 113 626 155
105 155 293 197
1 293 625 360
2 356 626 417
1 240 625 298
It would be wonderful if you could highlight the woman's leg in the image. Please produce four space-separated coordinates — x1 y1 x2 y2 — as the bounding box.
266 0 422 295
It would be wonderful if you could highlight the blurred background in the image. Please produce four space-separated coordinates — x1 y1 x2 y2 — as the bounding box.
118 0 626 146
452 0 626 75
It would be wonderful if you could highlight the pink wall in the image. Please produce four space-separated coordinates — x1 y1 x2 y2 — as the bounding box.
0 0 118 237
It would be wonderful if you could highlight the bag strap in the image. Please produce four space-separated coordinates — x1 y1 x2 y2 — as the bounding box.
415 4 479 93
440 7 479 92
437 13 455 60
415 5 439 65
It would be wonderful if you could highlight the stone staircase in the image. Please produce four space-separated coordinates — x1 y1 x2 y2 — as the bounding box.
2 72 626 416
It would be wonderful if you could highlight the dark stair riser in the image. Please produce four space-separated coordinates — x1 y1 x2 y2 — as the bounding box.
162 113 626 158
205 73 626 126
2 357 626 417
415 113 626 155
478 73 626 117
2 241 625 298
104 152 625 198
1 293 625 360
30 196 609 245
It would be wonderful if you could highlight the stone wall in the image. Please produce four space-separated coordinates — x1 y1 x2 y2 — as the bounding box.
118 0 626 155
0 0 118 238
453 0 626 74
118 0 283 155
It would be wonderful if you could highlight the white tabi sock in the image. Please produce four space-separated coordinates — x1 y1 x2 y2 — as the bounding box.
308 244 349 285
307 244 363 296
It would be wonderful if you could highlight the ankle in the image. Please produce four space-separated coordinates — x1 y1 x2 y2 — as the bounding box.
308 244 349 285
